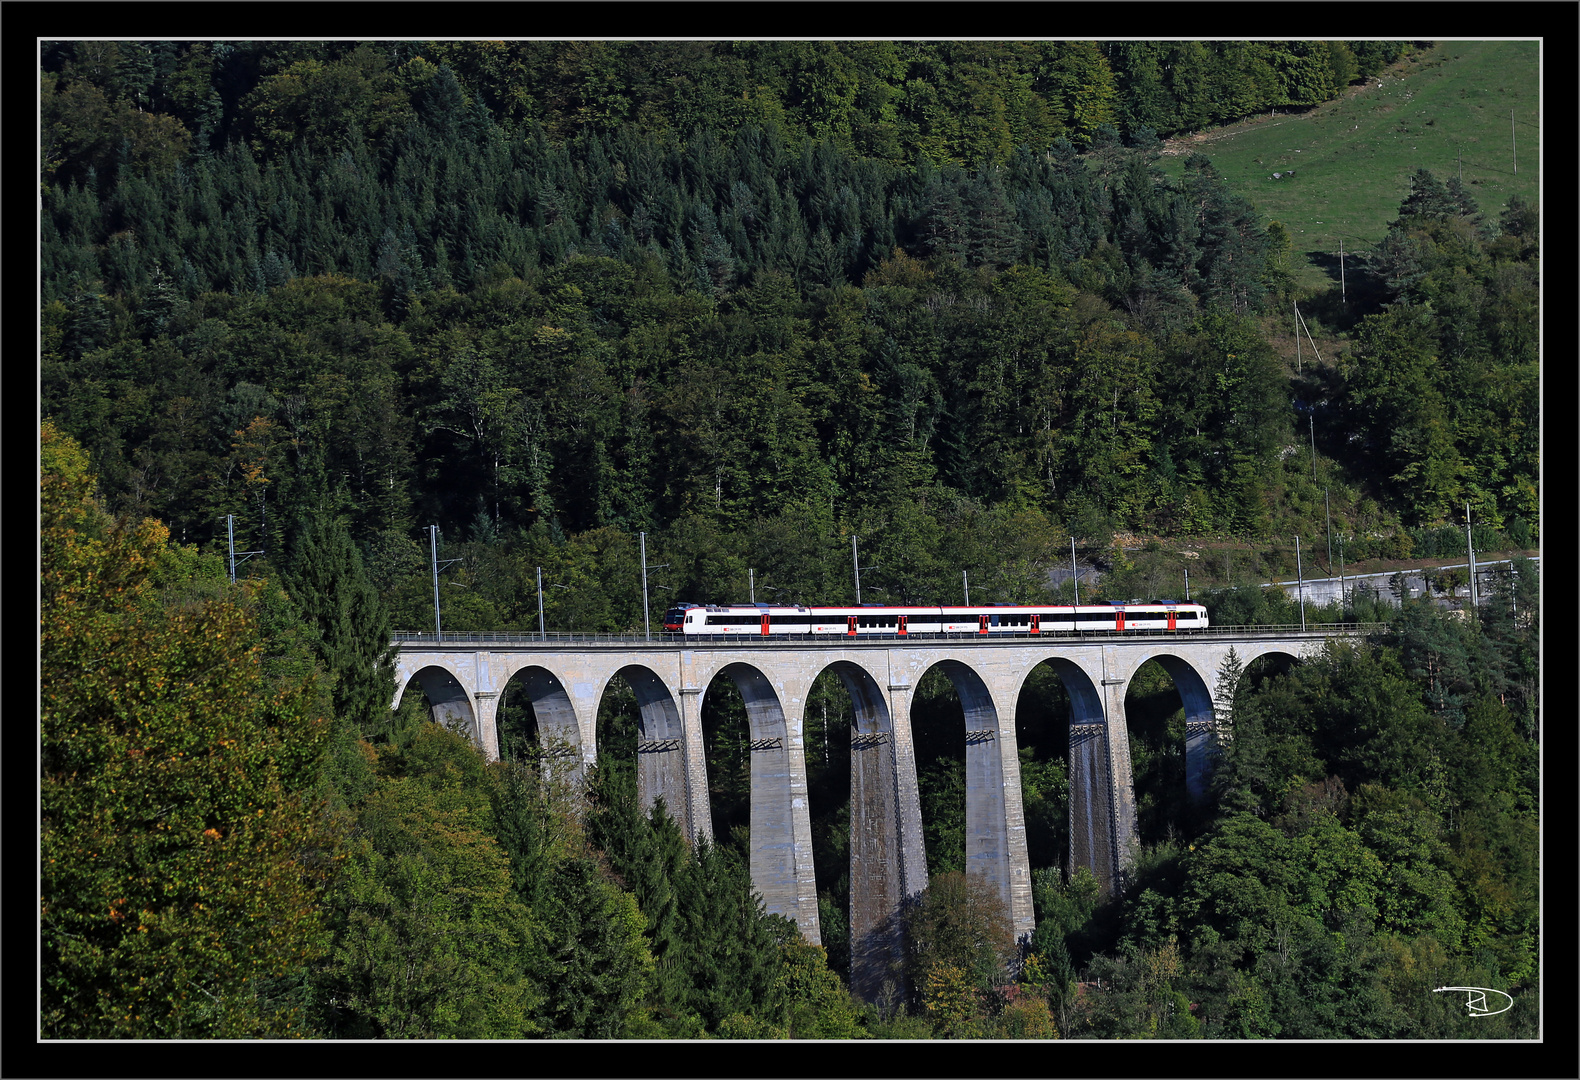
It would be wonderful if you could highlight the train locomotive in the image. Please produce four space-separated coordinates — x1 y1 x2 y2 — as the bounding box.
662 600 1209 637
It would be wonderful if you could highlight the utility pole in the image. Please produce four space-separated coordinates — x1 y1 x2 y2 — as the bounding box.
1464 503 1478 610
1294 300 1301 374
962 570 970 606
428 526 465 641
641 532 651 640
1339 238 1346 304
1294 303 1322 480
226 514 262 585
750 568 755 604
1338 534 1346 610
1185 567 1190 601
852 535 861 604
430 525 443 641
1511 110 1516 175
1071 536 1080 606
537 566 545 640
1325 489 1333 574
1295 536 1306 631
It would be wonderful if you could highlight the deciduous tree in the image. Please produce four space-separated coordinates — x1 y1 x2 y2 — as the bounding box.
42 422 334 1037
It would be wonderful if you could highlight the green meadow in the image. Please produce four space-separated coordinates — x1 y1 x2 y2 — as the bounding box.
1159 40 1541 294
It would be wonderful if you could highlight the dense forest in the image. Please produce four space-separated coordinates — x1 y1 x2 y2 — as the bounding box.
39 39 1540 1041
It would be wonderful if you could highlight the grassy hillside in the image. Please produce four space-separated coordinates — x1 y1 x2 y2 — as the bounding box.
1159 40 1541 294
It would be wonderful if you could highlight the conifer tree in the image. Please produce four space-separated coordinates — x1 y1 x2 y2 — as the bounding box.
1396 168 1457 224
1213 646 1244 735
279 514 398 739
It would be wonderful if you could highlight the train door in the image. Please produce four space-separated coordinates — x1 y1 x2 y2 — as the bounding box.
847 615 858 637
1115 608 1125 632
978 614 989 635
898 615 908 636
1030 613 1040 634
762 612 772 636
1166 608 1177 632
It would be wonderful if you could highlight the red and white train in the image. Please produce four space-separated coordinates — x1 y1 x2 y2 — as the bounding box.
662 601 1209 637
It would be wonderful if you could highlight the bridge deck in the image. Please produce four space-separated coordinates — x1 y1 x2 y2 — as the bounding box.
392 623 1381 649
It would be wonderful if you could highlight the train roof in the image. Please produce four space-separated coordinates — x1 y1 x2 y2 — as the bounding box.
673 600 1205 611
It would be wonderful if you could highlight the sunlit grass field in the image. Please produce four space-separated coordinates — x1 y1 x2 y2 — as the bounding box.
1158 40 1541 294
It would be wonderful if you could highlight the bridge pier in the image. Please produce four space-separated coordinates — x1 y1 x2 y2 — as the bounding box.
713 663 820 946
920 658 1035 946
833 661 925 1002
473 691 500 761
1097 659 1141 895
671 685 714 846
625 665 707 843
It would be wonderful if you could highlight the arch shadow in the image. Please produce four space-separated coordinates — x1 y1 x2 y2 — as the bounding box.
615 664 695 835
821 659 903 1002
910 650 1030 947
704 662 818 945
1145 654 1215 806
403 665 477 742
499 664 585 784
1012 657 1111 891
918 660 1010 910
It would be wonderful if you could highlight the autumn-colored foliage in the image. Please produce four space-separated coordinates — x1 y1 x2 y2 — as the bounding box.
41 422 334 1037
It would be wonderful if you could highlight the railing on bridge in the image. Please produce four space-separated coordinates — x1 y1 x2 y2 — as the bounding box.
391 623 1385 647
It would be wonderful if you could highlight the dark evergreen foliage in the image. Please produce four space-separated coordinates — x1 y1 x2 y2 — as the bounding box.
279 514 399 739
39 40 1538 1041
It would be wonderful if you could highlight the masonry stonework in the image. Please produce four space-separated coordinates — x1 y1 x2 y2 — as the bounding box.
393 632 1327 998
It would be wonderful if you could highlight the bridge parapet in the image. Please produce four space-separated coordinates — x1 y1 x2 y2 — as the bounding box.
391 623 1382 649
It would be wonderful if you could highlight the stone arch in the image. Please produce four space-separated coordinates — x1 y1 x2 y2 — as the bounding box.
911 658 1020 922
400 664 478 742
1011 656 1106 725
498 663 586 783
1212 644 1308 745
817 658 907 1002
1140 653 1217 805
1239 648 1303 692
1013 656 1113 893
922 656 998 884
1097 645 1309 854
824 659 892 735
706 662 818 945
611 664 697 839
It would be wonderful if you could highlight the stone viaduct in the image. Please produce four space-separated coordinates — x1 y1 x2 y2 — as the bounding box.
392 627 1360 999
